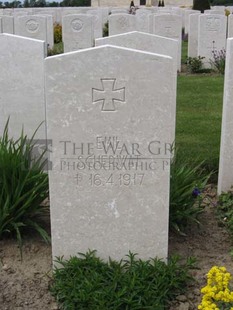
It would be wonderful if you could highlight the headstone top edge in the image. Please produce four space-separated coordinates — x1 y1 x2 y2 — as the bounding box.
0 32 45 44
95 31 179 43
45 44 173 61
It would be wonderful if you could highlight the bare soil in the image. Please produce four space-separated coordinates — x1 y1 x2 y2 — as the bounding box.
0 185 232 310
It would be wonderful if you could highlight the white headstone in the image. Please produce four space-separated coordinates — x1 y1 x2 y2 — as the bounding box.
188 13 201 58
61 8 86 18
87 9 103 39
158 8 173 14
14 15 48 45
172 7 182 17
109 13 136 36
0 34 46 139
204 9 226 15
135 9 151 33
198 14 227 68
212 6 226 11
62 14 94 53
95 31 178 142
34 9 57 23
227 6 233 13
228 14 233 38
218 38 233 194
46 45 174 261
101 7 110 25
3 9 13 16
2 16 14 34
149 14 182 71
111 9 128 14
36 14 54 49
13 11 29 18
184 9 200 34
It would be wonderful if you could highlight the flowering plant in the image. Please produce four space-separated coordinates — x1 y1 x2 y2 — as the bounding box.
198 266 233 310
210 49 226 75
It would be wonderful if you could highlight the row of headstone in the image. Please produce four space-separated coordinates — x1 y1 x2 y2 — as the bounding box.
0 14 54 48
0 30 177 262
1 7 230 60
0 9 184 65
105 13 182 70
61 10 183 71
188 13 227 68
0 6 226 35
2 23 233 263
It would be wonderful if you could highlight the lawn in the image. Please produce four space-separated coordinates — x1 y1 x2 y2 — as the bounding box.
176 42 224 178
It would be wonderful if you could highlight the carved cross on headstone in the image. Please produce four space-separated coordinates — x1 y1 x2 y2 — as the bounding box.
92 78 125 111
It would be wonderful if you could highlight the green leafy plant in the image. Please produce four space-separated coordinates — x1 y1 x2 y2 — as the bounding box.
186 56 205 73
0 119 50 254
103 21 109 37
50 250 196 310
210 48 226 75
48 42 64 56
170 151 211 234
54 23 62 44
216 190 233 238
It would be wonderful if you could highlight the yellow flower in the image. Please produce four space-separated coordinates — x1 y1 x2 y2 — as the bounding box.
198 266 233 310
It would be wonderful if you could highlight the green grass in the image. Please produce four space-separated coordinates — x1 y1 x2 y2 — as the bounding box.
181 40 188 64
177 40 224 179
176 75 224 176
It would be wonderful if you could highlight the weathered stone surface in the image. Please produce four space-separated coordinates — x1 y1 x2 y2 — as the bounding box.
0 34 46 139
36 14 54 49
109 14 136 36
198 14 227 68
149 13 182 71
14 15 48 44
135 9 151 33
2 16 14 34
95 31 178 142
45 45 175 262
188 13 201 58
218 38 233 194
184 9 200 34
228 14 233 38
62 14 94 52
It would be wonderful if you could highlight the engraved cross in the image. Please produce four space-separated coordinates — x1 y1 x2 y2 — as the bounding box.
92 79 125 112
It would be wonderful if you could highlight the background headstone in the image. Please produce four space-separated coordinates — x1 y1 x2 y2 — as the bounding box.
109 13 136 36
87 9 103 39
36 14 54 49
188 13 201 58
135 9 151 33
2 16 14 34
14 15 48 45
0 34 46 139
149 13 182 71
62 14 94 52
198 14 227 68
228 14 233 38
